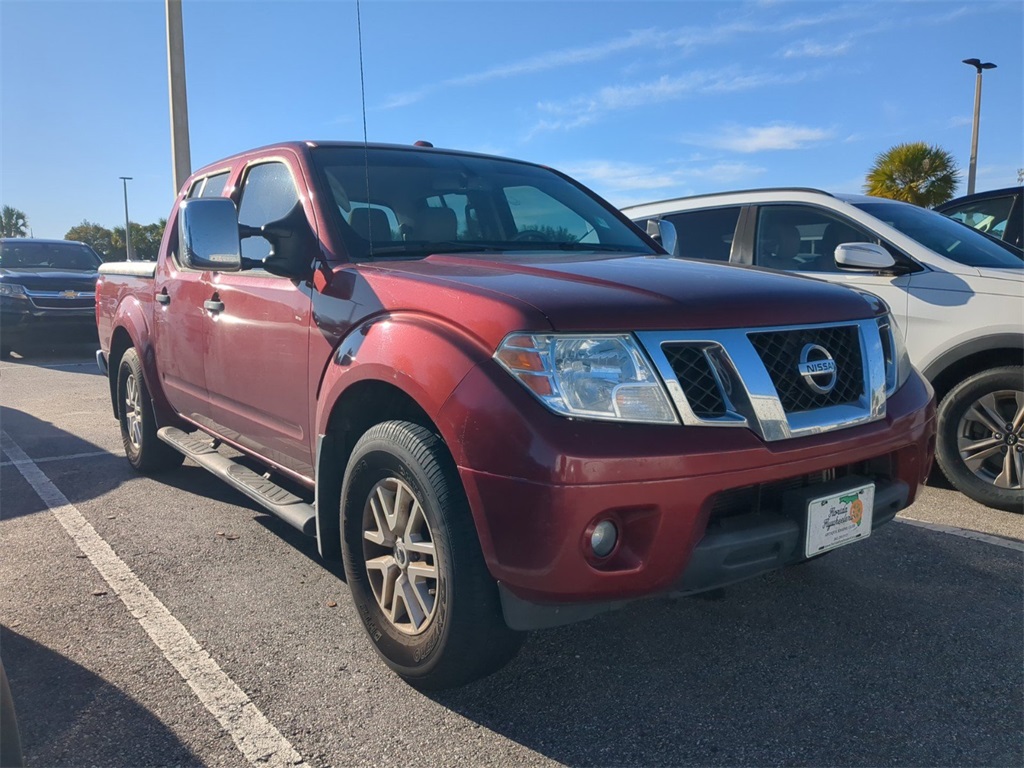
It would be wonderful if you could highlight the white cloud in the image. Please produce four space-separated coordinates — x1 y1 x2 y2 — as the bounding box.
527 68 817 138
780 38 853 58
682 123 834 153
562 159 766 207
947 115 973 129
377 6 866 110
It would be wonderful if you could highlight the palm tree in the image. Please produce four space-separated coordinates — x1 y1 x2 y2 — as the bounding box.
864 143 960 207
0 205 29 237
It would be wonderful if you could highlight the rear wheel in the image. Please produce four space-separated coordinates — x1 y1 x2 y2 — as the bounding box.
117 348 184 473
936 366 1024 513
341 420 523 689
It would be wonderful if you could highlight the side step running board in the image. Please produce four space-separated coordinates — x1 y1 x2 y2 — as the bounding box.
157 427 317 536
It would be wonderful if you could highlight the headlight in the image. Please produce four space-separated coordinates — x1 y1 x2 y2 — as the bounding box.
495 333 678 424
0 283 27 298
877 314 912 395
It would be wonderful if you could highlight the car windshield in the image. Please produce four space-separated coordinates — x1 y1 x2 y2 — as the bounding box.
854 201 1023 269
0 241 102 271
312 146 654 261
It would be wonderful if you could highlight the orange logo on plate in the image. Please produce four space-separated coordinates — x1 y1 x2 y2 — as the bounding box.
849 498 864 525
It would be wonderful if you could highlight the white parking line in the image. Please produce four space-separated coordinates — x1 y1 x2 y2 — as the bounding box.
0 431 308 768
896 516 1024 552
0 450 112 468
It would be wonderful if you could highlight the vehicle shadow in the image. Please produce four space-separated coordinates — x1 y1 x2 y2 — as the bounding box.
0 627 204 766
0 407 126 520
428 524 1022 766
1 338 100 368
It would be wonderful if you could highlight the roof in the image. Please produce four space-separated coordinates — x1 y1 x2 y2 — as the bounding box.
0 237 87 246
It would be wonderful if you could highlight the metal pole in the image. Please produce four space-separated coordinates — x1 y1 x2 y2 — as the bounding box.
962 58 996 196
120 176 133 261
166 0 192 196
967 69 982 195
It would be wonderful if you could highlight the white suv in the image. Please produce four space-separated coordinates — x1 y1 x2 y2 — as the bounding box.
624 189 1024 512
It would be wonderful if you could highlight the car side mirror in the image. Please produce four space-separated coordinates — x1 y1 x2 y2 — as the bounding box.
834 242 896 270
252 201 316 279
178 199 243 272
646 218 678 257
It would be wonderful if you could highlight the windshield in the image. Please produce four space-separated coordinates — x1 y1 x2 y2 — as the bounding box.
312 146 654 261
0 241 102 271
855 201 1023 269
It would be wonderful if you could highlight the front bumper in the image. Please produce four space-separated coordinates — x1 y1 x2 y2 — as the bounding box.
441 364 935 623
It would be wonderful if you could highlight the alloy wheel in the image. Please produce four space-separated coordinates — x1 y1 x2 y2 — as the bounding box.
362 477 439 635
956 389 1024 491
124 373 143 451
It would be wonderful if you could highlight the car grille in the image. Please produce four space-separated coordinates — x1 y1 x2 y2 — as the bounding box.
30 297 94 309
662 345 728 418
748 325 863 413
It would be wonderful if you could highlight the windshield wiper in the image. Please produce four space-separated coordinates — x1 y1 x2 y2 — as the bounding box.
366 242 506 258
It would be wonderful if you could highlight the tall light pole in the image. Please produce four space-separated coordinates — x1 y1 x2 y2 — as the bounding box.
166 0 192 196
119 176 133 261
962 58 997 196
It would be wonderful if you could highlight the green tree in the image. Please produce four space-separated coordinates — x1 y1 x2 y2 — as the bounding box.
65 220 116 260
111 219 166 261
0 205 29 237
864 142 960 207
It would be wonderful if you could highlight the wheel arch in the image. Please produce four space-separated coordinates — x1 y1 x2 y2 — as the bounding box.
312 317 492 562
922 334 1024 403
314 380 440 561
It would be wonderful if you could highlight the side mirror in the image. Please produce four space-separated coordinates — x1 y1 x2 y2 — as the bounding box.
834 242 896 270
646 218 678 257
178 199 242 271
256 201 317 279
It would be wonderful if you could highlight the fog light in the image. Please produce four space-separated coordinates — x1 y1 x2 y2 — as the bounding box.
590 520 618 558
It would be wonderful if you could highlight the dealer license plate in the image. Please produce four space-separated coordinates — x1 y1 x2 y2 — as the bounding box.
804 483 874 558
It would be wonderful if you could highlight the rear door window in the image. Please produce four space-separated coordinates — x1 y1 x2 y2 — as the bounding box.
663 207 742 262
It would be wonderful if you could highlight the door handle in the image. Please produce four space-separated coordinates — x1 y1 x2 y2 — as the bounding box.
156 292 170 305
204 299 225 313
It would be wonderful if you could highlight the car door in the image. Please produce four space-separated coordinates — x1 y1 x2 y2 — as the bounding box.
152 203 215 423
202 155 315 477
748 204 913 332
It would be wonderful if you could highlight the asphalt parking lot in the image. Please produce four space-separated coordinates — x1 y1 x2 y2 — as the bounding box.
1 340 1022 768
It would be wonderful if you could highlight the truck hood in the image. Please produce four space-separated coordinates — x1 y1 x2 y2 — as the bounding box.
367 252 876 332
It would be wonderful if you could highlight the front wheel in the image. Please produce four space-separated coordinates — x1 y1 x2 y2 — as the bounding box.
117 348 184 473
341 420 523 689
935 366 1023 513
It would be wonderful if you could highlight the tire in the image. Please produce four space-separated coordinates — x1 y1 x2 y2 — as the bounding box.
935 366 1024 513
340 420 524 689
116 348 184 473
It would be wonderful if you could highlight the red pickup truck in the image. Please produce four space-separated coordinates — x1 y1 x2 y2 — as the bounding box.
96 141 935 689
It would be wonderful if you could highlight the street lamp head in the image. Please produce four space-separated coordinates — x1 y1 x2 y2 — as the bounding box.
962 58 997 72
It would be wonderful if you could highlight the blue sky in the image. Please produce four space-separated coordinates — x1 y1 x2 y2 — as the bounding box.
2 0 1021 239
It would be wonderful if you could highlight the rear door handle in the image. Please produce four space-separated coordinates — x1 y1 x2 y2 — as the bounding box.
156 292 170 305
204 299 225 313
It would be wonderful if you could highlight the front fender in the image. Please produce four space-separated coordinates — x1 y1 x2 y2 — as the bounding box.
314 314 492 461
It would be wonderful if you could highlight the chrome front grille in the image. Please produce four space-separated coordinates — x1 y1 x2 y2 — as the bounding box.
637 319 886 442
662 345 727 418
748 325 863 413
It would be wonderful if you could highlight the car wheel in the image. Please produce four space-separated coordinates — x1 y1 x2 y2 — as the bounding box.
341 420 524 689
117 348 184 473
936 366 1024 513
